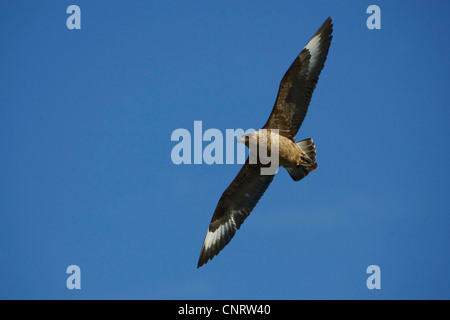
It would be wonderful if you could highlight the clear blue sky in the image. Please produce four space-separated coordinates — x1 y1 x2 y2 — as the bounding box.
1 0 449 299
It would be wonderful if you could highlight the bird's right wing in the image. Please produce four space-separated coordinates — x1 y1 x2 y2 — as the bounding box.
197 160 275 267
263 17 333 140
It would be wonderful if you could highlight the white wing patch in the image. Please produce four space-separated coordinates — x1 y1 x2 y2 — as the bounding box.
305 34 322 70
202 218 235 251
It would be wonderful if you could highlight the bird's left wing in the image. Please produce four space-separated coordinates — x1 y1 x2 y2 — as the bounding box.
197 161 275 267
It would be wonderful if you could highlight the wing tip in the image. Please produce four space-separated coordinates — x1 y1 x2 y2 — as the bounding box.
317 16 333 39
197 246 212 268
197 252 207 268
197 243 221 268
197 219 238 268
197 252 213 268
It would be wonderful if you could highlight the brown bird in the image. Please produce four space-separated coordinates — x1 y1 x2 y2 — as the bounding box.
197 17 333 268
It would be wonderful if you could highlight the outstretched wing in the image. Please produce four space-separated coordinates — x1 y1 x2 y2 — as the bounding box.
263 17 333 140
197 161 275 268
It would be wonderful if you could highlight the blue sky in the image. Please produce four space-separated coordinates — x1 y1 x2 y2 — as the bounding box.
1 0 449 299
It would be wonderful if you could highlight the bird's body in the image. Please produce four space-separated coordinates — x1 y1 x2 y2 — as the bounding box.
277 134 309 168
197 17 333 268
240 129 317 169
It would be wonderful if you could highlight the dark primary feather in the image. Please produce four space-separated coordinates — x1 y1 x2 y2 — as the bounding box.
263 17 333 140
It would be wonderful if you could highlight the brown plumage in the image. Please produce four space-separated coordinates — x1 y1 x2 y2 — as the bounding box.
197 17 333 268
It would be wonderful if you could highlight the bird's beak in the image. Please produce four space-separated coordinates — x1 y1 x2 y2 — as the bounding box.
237 136 245 143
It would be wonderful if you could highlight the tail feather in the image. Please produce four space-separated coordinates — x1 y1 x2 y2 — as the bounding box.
296 138 316 161
286 138 318 182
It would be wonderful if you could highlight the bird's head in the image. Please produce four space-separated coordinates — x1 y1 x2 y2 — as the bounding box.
237 132 257 146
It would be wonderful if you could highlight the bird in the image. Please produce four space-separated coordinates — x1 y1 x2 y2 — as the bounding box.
197 17 333 268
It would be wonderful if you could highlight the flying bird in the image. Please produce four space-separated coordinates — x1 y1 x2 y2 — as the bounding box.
197 17 333 268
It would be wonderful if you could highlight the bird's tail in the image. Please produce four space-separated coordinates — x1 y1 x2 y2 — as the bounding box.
286 138 318 182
